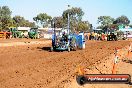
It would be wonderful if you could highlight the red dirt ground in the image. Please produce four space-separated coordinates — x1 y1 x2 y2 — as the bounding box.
0 39 131 88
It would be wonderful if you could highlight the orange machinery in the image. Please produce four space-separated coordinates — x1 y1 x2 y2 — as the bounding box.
0 32 11 39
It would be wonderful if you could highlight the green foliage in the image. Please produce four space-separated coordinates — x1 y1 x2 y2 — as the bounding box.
114 15 130 25
12 15 35 27
77 21 90 31
33 13 52 27
0 6 12 31
53 16 64 28
62 7 84 22
0 6 35 31
62 7 90 32
97 16 130 31
108 24 119 30
97 16 115 27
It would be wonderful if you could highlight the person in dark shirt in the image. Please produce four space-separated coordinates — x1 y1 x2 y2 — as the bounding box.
62 32 68 42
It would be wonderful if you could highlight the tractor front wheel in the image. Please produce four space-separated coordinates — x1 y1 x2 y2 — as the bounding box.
50 47 53 52
68 47 70 52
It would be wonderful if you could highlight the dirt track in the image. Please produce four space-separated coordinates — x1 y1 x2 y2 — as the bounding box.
0 39 131 88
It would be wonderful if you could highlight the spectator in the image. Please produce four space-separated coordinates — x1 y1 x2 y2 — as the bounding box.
94 32 97 40
97 33 101 40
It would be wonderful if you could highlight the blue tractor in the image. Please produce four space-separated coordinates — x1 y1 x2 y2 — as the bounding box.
50 30 85 52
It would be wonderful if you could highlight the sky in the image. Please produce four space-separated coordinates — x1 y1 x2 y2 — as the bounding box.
0 0 132 27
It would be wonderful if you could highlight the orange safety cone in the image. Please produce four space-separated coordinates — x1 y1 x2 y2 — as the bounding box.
112 55 119 74
127 44 131 57
112 63 117 74
78 66 85 75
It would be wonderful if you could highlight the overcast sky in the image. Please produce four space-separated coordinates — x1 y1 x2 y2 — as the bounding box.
1 0 132 27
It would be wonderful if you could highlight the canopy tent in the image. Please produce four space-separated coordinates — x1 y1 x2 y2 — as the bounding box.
119 28 132 38
93 29 102 31
119 28 132 32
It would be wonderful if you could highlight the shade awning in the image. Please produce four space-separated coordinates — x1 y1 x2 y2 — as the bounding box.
119 28 132 32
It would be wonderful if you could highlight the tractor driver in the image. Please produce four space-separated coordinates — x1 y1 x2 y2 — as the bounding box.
62 32 68 42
